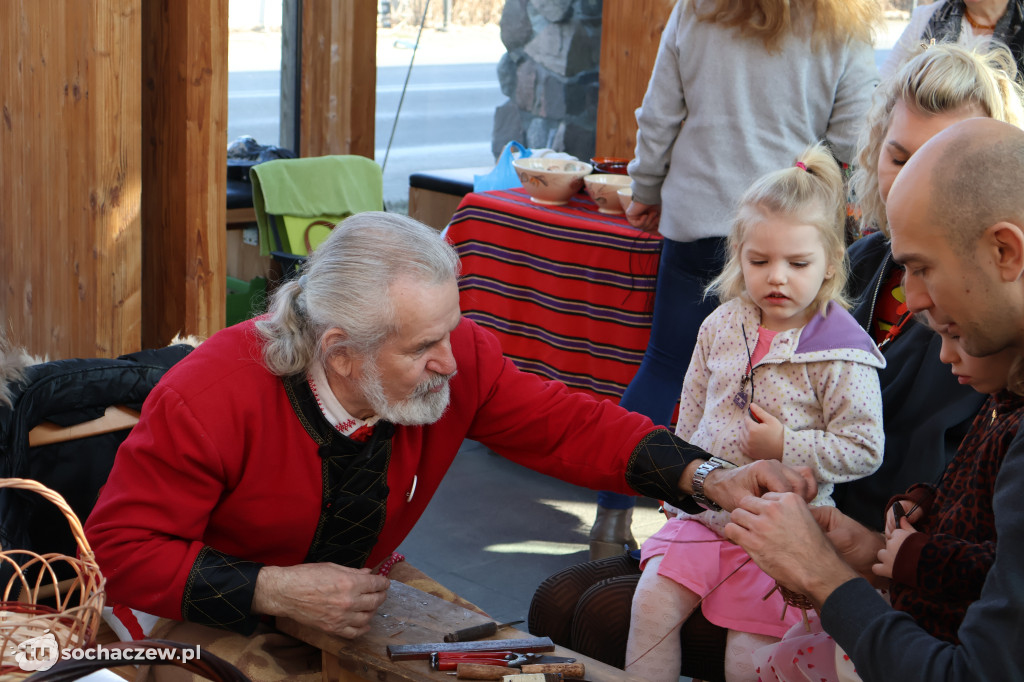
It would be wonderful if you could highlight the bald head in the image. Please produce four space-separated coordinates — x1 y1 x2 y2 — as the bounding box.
889 117 1024 253
887 117 1024 357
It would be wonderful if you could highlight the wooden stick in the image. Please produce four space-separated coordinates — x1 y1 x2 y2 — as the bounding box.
522 663 585 677
28 405 140 446
455 663 510 680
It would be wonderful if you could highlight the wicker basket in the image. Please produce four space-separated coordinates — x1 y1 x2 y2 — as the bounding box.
0 478 105 675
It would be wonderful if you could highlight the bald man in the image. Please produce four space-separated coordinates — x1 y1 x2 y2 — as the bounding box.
722 117 1024 680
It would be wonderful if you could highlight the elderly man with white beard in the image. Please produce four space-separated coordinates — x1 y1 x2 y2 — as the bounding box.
86 211 814 679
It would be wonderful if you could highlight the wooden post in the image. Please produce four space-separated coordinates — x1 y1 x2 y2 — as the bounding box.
0 0 142 359
594 1 674 160
141 0 228 348
300 0 377 158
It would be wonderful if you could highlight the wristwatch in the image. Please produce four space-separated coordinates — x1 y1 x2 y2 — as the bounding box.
691 456 735 512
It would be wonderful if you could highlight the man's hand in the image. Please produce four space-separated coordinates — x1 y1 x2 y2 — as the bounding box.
724 493 857 607
738 404 784 461
252 563 390 639
624 200 662 233
698 459 817 511
873 517 918 580
810 505 887 587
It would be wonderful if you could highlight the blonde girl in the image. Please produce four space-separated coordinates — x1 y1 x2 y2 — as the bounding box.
625 143 885 682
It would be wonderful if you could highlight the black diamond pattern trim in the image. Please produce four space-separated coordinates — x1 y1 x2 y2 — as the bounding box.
182 545 264 634
625 428 709 514
282 373 392 567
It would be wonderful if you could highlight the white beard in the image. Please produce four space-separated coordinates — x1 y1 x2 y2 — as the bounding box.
357 359 454 426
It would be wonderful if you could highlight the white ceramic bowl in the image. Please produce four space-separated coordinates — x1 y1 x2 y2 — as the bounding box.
617 186 633 213
584 174 632 214
512 157 593 205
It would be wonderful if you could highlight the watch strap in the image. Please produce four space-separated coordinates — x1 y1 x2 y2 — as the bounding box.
691 456 735 512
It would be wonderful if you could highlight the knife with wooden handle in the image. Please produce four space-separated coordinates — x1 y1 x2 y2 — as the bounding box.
444 619 525 642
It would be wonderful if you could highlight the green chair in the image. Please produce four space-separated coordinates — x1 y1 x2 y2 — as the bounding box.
250 155 383 278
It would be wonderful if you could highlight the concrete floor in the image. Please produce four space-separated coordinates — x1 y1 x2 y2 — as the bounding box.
397 439 666 625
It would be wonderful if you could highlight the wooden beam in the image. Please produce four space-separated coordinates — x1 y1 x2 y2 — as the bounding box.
300 0 377 158
0 0 142 359
594 1 673 161
141 0 228 348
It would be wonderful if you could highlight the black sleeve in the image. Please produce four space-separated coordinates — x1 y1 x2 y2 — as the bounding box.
181 545 264 634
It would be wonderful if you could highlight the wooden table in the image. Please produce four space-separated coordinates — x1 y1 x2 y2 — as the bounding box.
277 581 645 682
446 188 662 404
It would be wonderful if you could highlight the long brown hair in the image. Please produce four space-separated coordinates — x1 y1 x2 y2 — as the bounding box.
683 0 880 51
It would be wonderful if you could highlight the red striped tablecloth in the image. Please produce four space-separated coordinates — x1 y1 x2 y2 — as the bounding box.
445 188 662 403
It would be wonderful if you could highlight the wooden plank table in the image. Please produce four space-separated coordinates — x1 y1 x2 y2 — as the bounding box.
277 581 645 682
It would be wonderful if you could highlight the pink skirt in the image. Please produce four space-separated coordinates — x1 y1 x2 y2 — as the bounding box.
751 612 860 682
641 518 804 639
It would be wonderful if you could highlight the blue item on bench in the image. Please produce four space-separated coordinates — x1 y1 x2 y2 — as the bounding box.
473 141 530 192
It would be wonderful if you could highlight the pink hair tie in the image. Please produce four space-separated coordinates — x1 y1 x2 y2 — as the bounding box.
795 161 808 171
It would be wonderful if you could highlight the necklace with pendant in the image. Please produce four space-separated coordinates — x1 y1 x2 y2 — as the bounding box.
733 374 751 409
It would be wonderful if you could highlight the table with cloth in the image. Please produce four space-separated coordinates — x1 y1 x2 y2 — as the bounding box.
444 188 662 403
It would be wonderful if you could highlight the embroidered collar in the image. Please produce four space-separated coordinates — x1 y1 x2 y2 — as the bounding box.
307 363 380 438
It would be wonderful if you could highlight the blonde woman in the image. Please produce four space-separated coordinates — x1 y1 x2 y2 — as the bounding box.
593 0 882 558
834 41 1024 531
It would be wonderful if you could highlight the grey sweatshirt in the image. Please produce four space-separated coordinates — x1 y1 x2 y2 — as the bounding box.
628 1 879 243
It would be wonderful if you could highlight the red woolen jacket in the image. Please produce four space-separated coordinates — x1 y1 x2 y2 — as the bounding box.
85 318 703 633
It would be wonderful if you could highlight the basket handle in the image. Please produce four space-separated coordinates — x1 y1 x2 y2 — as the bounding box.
0 478 94 558
303 219 336 254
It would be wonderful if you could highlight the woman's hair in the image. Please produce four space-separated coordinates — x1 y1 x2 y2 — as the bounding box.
684 0 880 51
706 142 850 315
852 40 1024 238
256 211 461 376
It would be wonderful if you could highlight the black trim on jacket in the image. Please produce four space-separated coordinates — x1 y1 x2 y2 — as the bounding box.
182 546 264 635
626 427 709 514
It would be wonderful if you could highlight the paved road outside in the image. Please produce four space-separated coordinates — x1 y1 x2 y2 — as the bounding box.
228 16 910 208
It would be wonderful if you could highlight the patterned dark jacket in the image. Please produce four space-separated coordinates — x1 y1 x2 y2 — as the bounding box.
888 390 1024 643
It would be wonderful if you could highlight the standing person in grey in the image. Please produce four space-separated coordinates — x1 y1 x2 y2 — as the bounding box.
591 0 881 559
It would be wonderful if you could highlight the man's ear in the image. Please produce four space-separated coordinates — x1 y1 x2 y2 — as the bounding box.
987 222 1024 282
321 328 353 377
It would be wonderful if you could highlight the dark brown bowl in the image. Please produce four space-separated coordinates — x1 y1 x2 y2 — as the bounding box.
589 156 630 175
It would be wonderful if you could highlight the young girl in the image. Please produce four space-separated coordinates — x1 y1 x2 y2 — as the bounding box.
625 143 885 682
752 324 1023 682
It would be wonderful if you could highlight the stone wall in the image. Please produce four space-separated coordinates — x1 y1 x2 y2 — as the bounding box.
493 0 602 160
